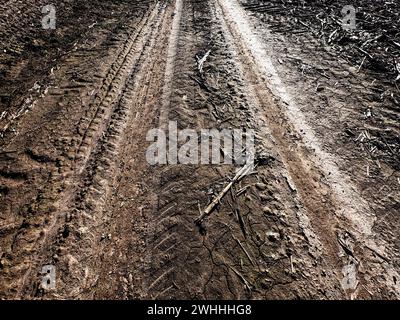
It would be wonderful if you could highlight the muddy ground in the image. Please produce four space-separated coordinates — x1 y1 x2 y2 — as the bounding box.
0 0 399 299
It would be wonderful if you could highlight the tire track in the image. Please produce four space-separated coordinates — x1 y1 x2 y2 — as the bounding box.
159 0 183 129
216 0 400 298
4 2 165 298
142 0 339 300
31 1 176 299
72 3 159 172
84 0 183 300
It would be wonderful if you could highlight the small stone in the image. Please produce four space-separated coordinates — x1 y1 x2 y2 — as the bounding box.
65 212 72 222
255 183 267 191
261 268 270 275
266 231 280 242
260 194 269 201
262 207 274 215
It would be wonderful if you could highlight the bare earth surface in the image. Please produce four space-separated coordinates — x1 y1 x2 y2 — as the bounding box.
0 0 399 299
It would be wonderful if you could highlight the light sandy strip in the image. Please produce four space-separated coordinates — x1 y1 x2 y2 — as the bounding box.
217 0 400 296
159 0 183 129
218 0 374 238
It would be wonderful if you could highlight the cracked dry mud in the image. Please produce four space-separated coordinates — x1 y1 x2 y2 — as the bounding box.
0 0 399 299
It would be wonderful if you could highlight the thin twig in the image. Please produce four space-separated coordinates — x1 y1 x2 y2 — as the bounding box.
233 236 255 267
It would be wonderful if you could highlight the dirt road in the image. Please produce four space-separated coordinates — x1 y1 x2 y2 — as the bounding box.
0 0 399 299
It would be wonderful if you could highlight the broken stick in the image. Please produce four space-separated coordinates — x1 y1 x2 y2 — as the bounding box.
195 162 253 225
229 266 252 292
233 236 255 267
196 50 211 74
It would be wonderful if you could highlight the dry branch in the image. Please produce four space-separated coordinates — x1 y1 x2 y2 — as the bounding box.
195 162 254 225
196 50 211 74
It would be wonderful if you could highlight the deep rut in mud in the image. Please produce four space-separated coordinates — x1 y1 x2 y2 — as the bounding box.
0 0 399 299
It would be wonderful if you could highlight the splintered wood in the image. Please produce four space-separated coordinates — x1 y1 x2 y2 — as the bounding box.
195 162 254 224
